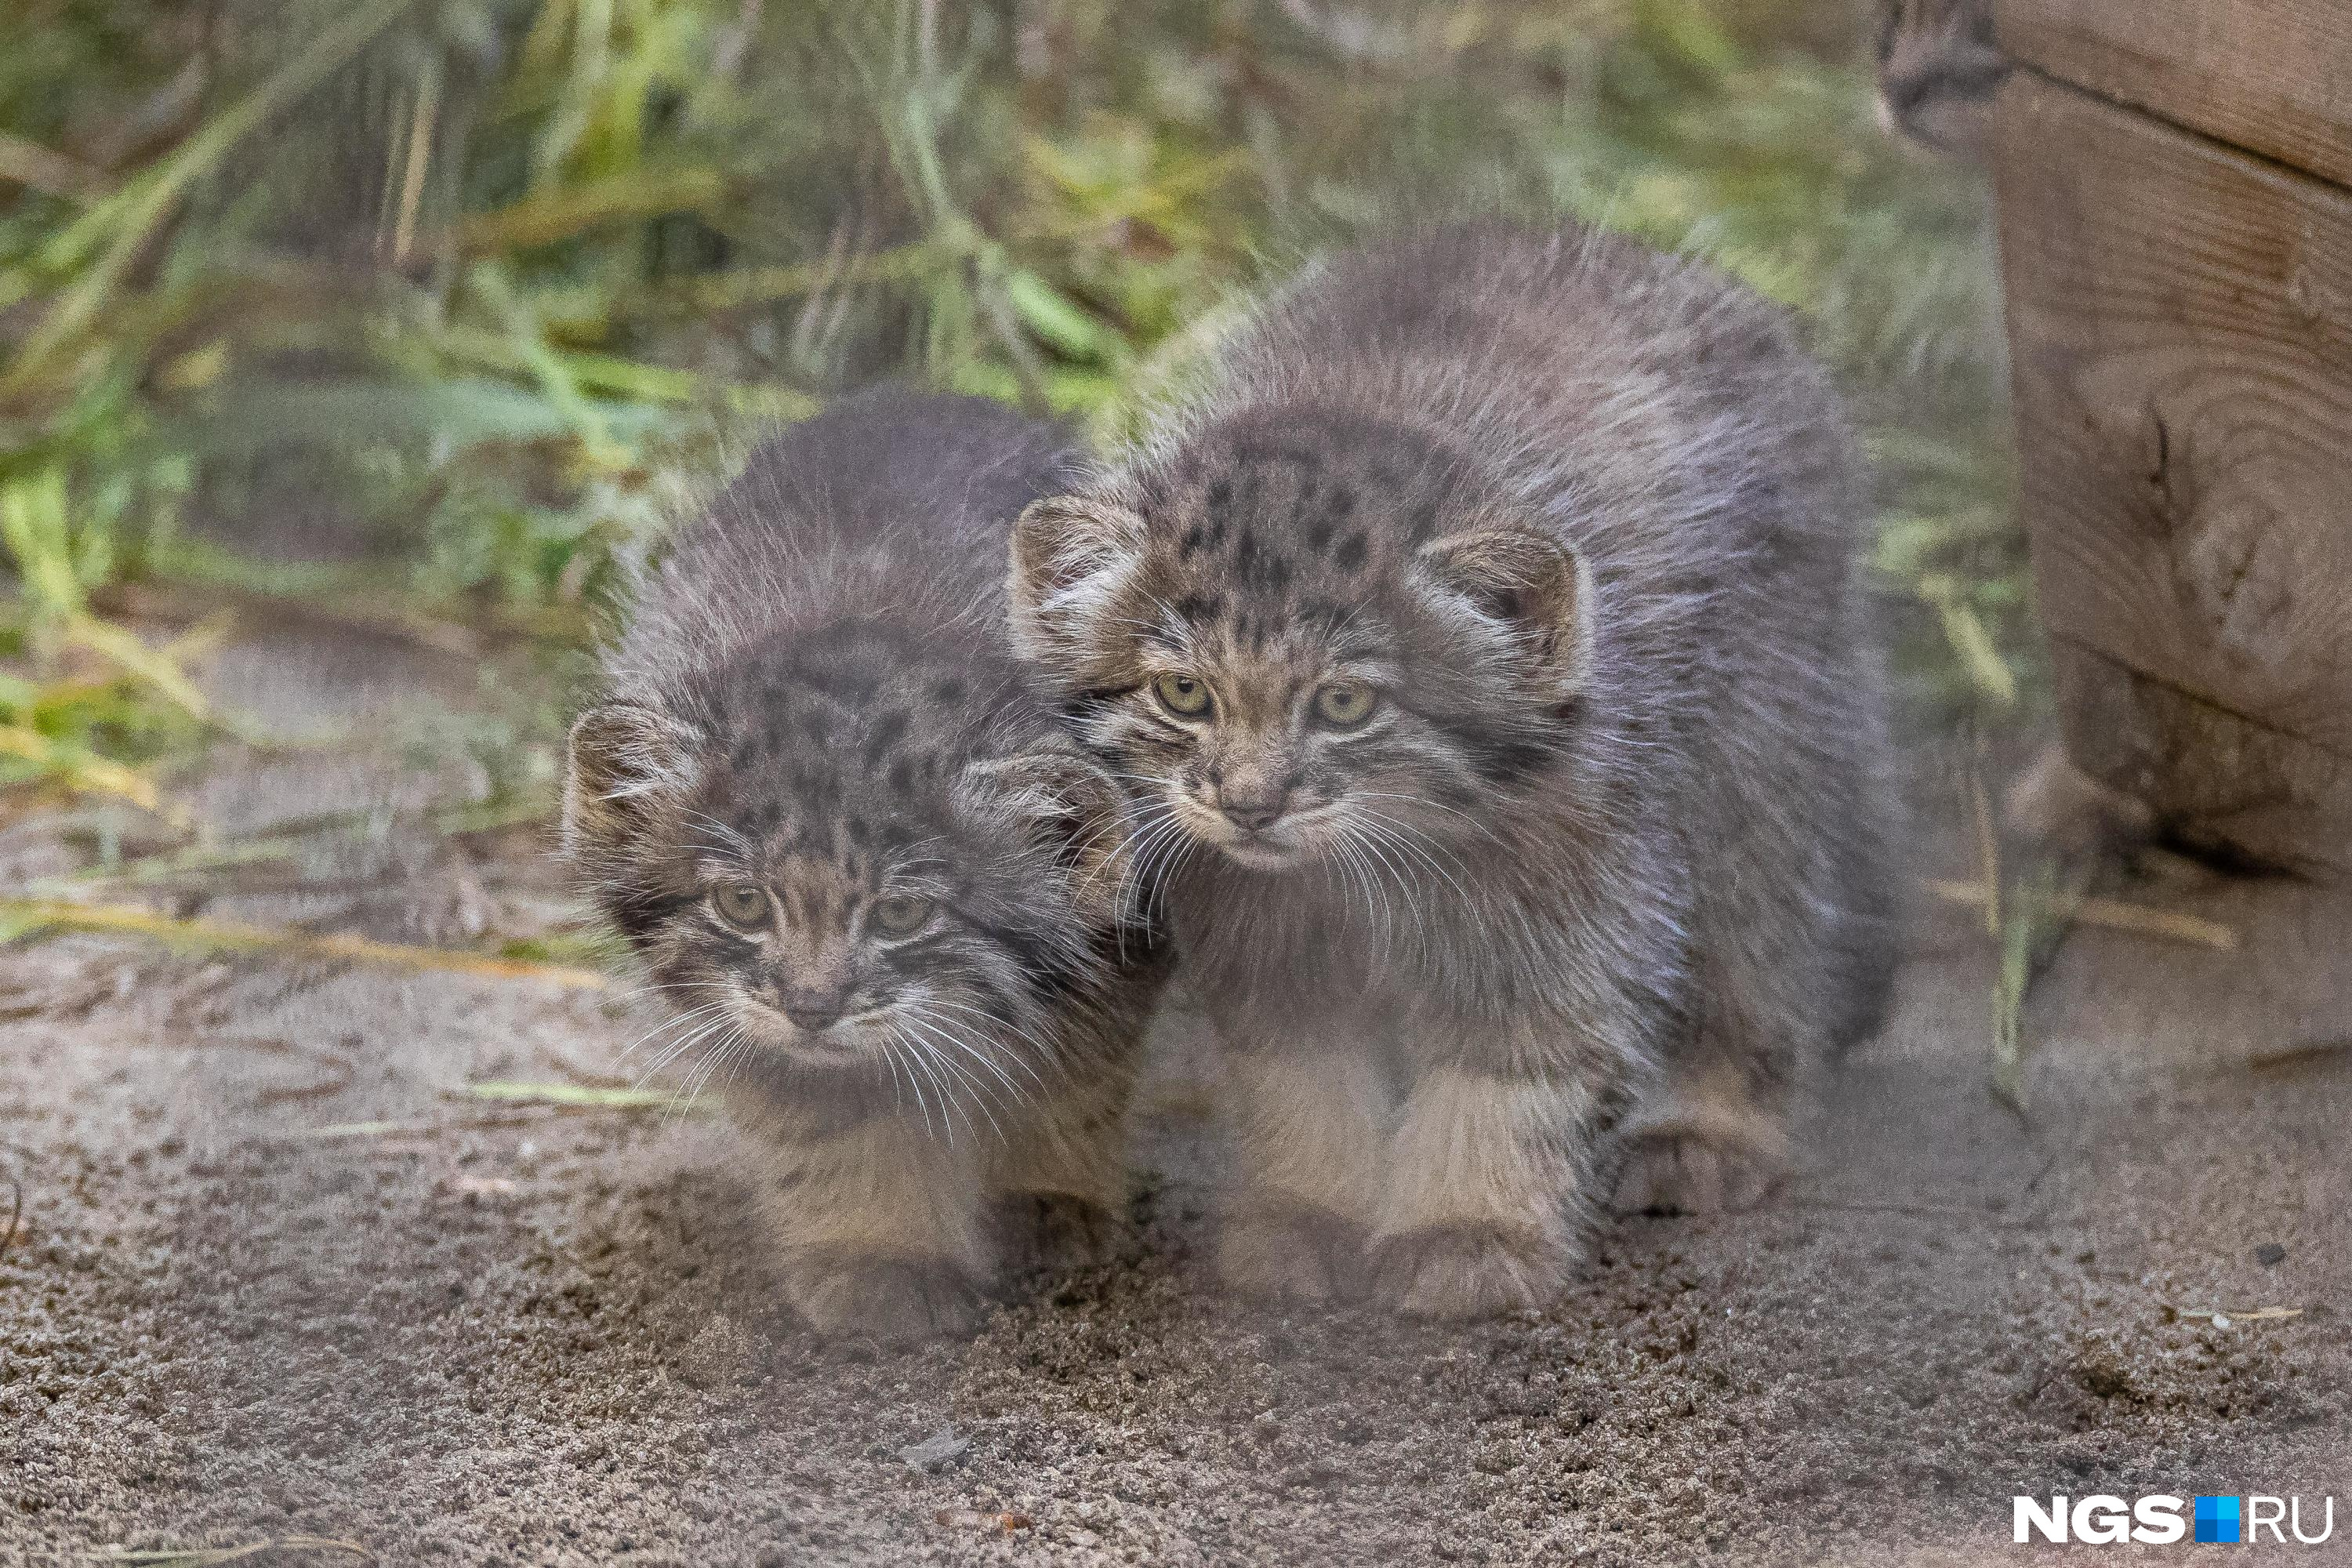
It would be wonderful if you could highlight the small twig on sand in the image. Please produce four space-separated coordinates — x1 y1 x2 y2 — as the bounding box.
253 1051 356 1107
92 1537 372 1566
1925 880 2238 951
1965 754 2002 940
296 1087 716 1142
2172 1306 2303 1327
1780 1198 1997 1218
459 1080 708 1110
0 1173 22 1260
296 1110 564 1142
2249 1039 2352 1075
301 1120 441 1141
0 898 608 989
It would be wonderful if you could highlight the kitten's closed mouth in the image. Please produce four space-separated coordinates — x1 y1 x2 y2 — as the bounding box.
1195 803 1345 873
733 1000 884 1065
1214 827 1316 872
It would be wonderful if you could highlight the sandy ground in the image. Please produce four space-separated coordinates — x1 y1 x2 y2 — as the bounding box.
2 630 2347 1567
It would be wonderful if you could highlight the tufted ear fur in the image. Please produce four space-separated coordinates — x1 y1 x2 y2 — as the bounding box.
956 750 1137 931
1006 494 1148 668
564 702 703 861
1414 528 1597 697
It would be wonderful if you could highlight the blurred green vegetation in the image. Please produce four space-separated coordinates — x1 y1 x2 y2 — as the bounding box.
1 0 2024 829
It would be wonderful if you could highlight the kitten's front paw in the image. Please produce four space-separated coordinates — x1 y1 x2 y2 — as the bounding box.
992 1191 1125 1279
1370 1224 1569 1318
793 1256 986 1344
1218 1201 1369 1303
1611 1127 1780 1214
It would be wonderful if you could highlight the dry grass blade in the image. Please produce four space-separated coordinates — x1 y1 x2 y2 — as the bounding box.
633 239 943 316
0 899 608 989
1990 896 2034 1115
1918 575 2018 710
7 0 420 388
299 1120 434 1140
64 612 212 721
2174 1306 2303 1325
0 726 183 822
459 1080 696 1109
300 1087 716 1141
1965 750 2002 939
91 1538 373 1566
1926 879 2239 950
453 166 728 255
0 1172 21 1261
0 132 100 201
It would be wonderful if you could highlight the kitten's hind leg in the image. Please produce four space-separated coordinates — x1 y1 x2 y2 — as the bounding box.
1614 830 1876 1216
1609 1056 1791 1215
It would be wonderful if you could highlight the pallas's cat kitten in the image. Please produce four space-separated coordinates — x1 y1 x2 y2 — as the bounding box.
567 390 1167 1340
1008 223 1898 1317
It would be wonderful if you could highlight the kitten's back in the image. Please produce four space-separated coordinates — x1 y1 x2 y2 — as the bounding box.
1207 223 1872 736
615 389 1077 695
1218 221 1901 1051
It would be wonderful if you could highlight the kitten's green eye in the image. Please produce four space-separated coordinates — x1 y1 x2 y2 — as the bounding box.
869 895 935 938
1153 672 1212 718
1312 681 1378 729
711 882 771 929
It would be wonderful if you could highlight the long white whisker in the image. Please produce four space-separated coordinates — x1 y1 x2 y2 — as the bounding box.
884 1022 942 1138
633 1009 740 1087
1348 789 1510 850
673 1026 746 1115
915 1000 1054 1092
1353 805 1480 916
619 998 731 1059
899 1009 1017 1100
1330 826 1391 959
907 1035 980 1144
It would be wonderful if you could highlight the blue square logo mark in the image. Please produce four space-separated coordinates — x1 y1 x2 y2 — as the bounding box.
2195 1495 2242 1544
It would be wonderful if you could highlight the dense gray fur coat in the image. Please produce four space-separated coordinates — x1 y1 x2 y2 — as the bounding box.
566 390 1169 1341
1008 223 1899 1316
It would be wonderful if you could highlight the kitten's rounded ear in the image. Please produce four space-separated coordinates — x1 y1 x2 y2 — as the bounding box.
956 750 1136 930
1414 528 1597 696
1006 495 1147 665
563 702 702 859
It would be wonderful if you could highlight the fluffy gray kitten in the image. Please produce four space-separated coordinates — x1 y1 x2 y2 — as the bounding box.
566 390 1168 1341
1007 223 1899 1317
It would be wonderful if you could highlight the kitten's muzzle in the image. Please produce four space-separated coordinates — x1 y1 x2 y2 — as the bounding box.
1221 794 1289 833
1210 768 1295 833
779 986 851 1030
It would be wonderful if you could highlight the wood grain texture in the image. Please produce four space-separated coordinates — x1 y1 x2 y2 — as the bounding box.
1994 72 2352 870
1996 0 2352 191
2052 641 2350 876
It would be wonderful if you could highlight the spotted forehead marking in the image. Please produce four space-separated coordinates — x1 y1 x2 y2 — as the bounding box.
686 628 1031 888
771 854 866 930
1133 411 1486 657
1137 542 1399 667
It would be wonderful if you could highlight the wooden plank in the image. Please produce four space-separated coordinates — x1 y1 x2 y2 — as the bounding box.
1996 0 2352 191
2052 640 2350 877
1994 71 2352 796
